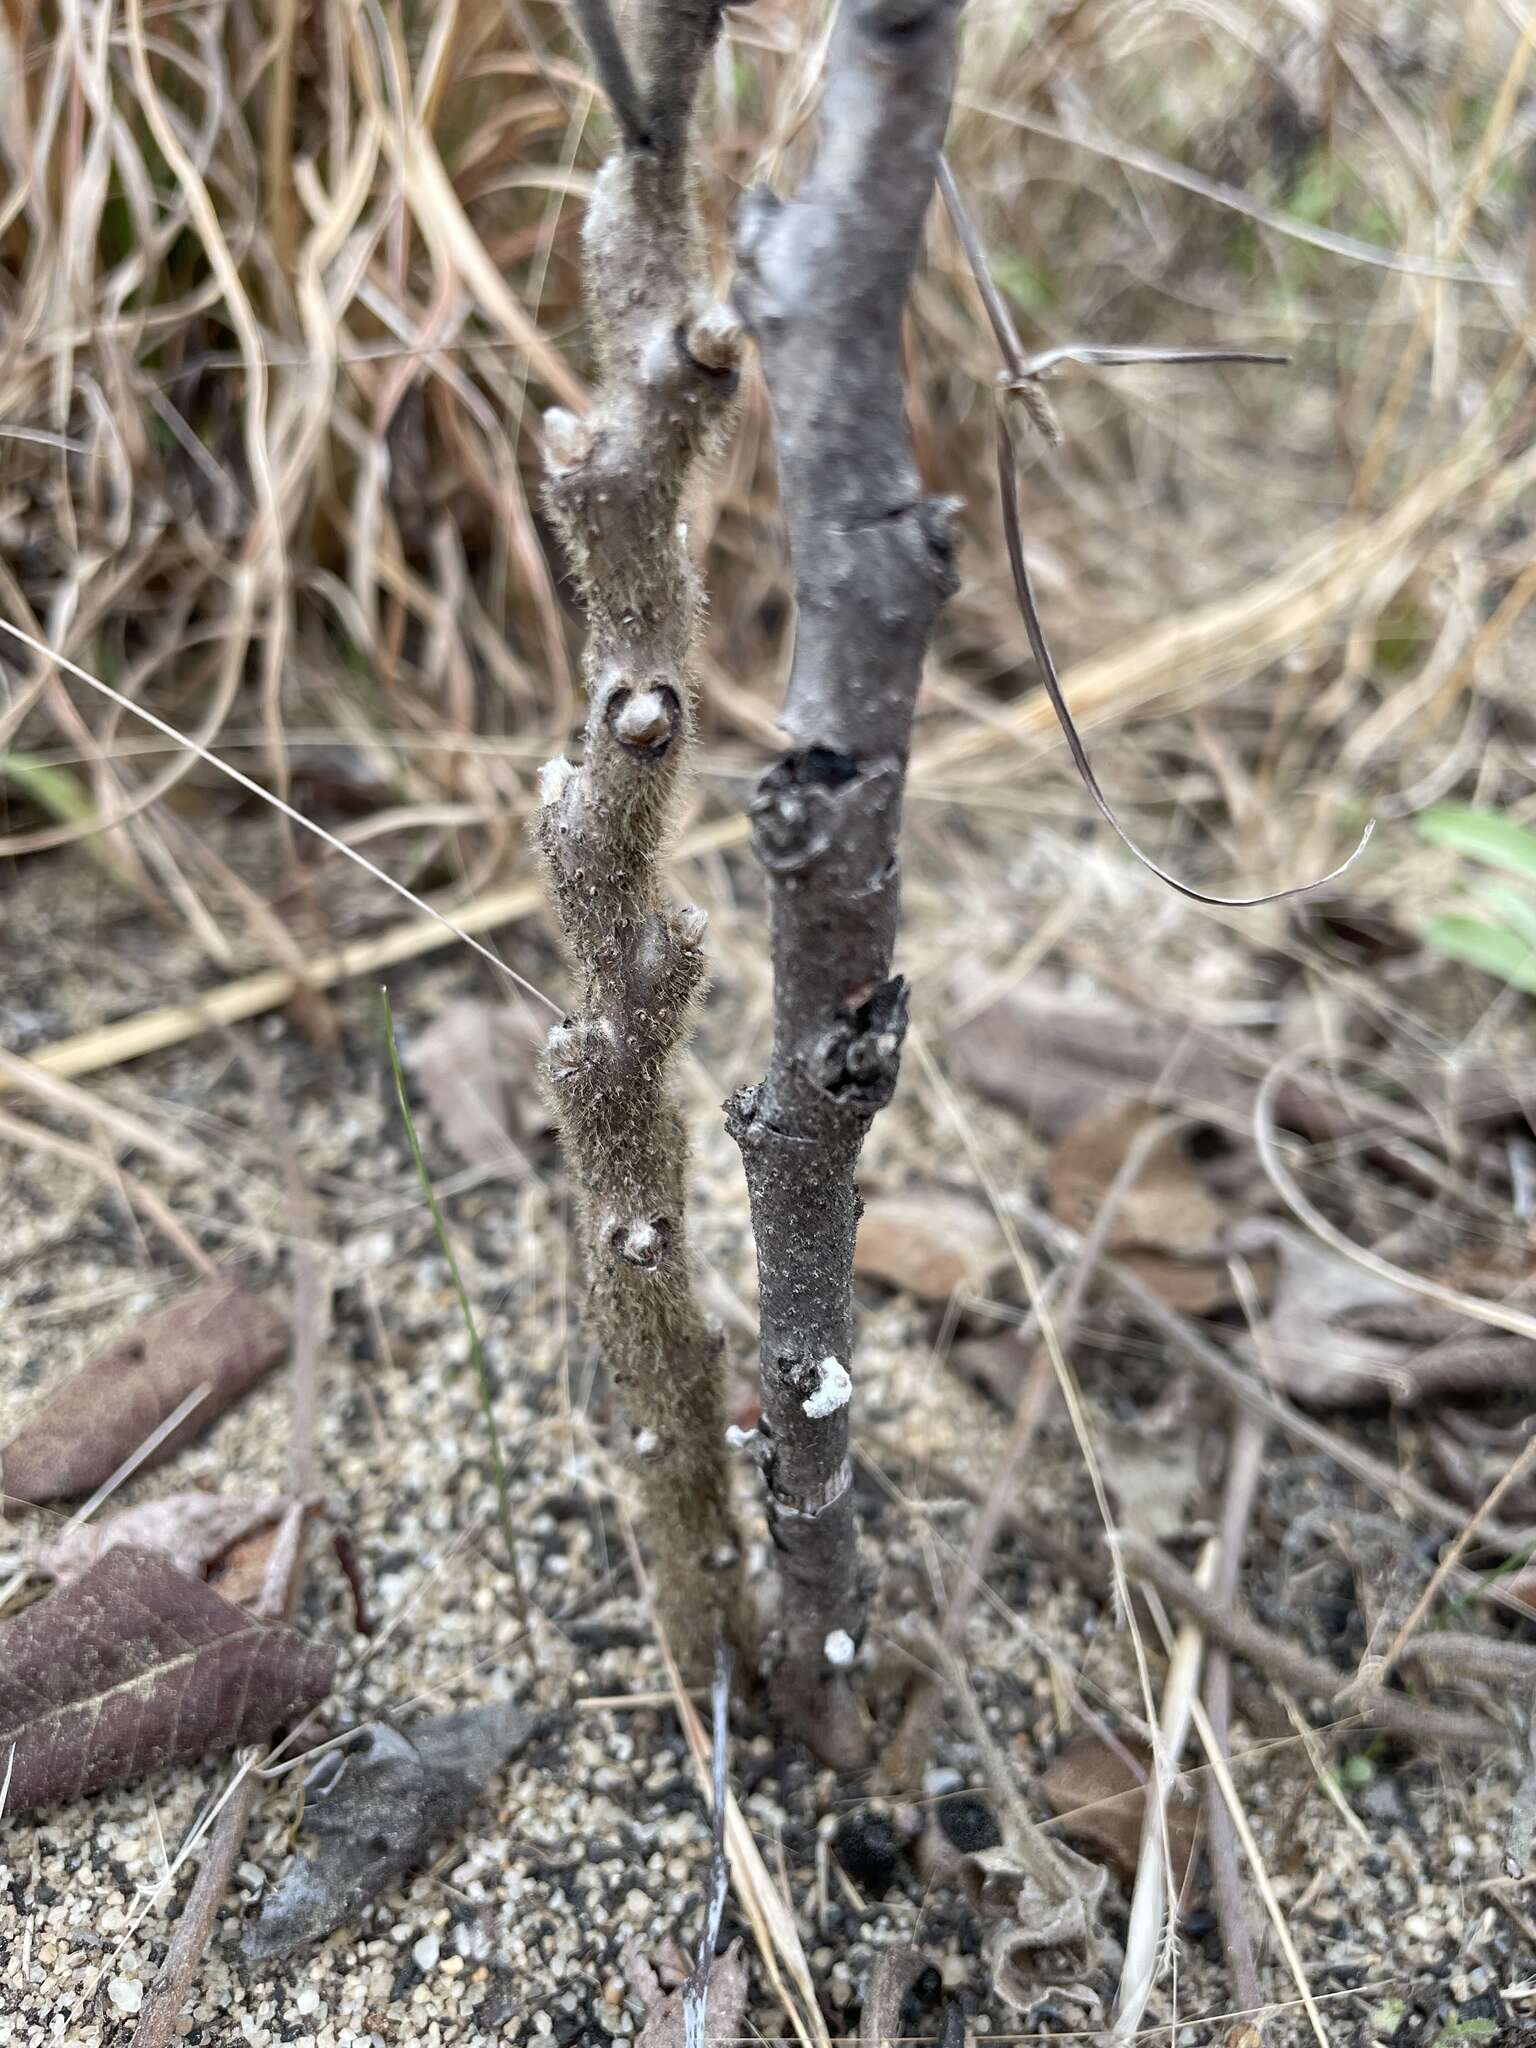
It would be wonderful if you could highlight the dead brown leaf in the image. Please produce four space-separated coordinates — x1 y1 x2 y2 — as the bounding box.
405 998 546 1173
855 1188 1005 1301
18 1490 288 1584
209 1521 286 1610
244 1704 536 1960
632 1941 749 2048
1231 1219 1535 1406
1049 1100 1228 1311
1040 1733 1200 1889
0 1544 333 1815
948 972 1254 1143
1 1277 287 1505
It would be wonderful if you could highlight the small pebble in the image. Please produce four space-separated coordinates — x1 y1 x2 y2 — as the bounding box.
412 1931 440 1972
107 1978 144 2015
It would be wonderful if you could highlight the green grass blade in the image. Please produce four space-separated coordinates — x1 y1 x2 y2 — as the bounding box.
1418 804 1536 881
0 749 139 893
1472 876 1536 956
1421 913 1536 995
381 988 534 1654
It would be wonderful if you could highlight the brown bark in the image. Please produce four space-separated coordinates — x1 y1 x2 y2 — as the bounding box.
535 0 747 1676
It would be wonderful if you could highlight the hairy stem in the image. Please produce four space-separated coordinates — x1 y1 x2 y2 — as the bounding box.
535 0 746 1677
726 0 963 1762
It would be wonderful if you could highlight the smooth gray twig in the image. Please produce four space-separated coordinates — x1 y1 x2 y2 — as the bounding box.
726 0 965 1766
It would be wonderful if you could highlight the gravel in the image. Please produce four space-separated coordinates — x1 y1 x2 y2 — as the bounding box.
1 839 1528 2045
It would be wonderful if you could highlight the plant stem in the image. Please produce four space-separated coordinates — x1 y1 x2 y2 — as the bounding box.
726 0 965 1764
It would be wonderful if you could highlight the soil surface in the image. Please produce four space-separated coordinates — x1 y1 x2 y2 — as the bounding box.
0 807 1531 2048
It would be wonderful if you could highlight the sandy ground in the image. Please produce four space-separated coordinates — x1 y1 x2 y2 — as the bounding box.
0 816 1530 2048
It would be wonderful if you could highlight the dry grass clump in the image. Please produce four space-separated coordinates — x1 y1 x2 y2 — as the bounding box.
0 1 1531 986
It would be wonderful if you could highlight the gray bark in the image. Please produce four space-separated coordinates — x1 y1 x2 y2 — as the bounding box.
535 0 747 1678
726 0 964 1762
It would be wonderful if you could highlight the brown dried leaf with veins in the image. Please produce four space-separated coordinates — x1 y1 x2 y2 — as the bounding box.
1 1277 287 1504
854 1187 1005 1302
0 1545 333 1815
16 1490 289 1584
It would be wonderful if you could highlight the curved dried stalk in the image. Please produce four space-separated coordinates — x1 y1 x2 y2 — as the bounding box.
533 0 747 1677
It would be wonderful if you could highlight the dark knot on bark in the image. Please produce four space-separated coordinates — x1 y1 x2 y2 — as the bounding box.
813 976 908 1110
749 748 860 873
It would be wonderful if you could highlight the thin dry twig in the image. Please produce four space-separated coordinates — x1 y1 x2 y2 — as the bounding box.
886 1110 1180 1788
1112 1547 1214 2037
936 156 1374 908
1119 1530 1504 1748
1204 1411 1267 2020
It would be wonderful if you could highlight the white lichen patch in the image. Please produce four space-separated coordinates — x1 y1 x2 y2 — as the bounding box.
801 1354 851 1419
539 755 576 806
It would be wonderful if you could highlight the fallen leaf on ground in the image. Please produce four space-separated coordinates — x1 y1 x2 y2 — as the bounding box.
209 1521 287 1610
947 970 1254 1143
1048 1099 1229 1311
405 999 545 1173
16 1491 288 1584
855 1188 1005 1301
630 1940 748 2048
914 1625 1105 2023
1230 1219 1535 1406
244 1702 536 1960
1040 1733 1200 1888
952 1834 1105 2020
0 1545 333 1815
1 1277 287 1504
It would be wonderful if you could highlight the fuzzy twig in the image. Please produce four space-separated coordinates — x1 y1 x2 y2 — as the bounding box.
724 0 964 1765
535 0 747 1676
